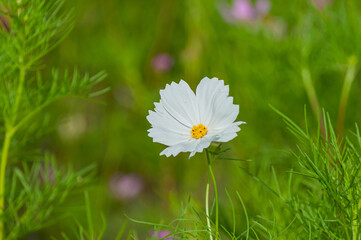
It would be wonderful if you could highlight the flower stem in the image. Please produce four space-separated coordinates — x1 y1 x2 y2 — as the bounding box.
337 56 357 141
205 178 213 240
13 66 26 121
206 149 219 239
0 65 26 240
352 202 359 240
301 67 326 139
0 129 13 240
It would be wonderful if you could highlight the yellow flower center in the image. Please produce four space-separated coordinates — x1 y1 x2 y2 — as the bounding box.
191 123 208 139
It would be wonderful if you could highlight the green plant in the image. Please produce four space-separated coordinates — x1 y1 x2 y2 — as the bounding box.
0 0 108 239
260 107 361 239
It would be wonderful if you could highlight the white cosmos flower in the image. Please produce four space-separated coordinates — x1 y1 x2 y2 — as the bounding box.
146 77 246 158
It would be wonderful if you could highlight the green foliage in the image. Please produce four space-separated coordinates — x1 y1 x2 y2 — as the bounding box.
129 147 255 240
255 108 361 239
5 158 94 240
0 0 73 77
0 0 110 239
129 191 255 240
53 192 129 240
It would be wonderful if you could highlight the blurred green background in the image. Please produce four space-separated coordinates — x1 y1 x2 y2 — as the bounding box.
34 0 361 238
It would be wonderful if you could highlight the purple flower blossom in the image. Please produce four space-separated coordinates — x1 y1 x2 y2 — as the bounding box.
232 0 255 21
220 0 270 23
153 230 173 239
311 0 333 11
109 173 144 201
152 53 174 73
255 0 271 17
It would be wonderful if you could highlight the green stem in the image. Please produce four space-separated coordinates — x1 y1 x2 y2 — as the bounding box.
350 189 361 240
0 129 14 240
352 203 358 240
337 56 357 141
301 67 326 139
0 65 26 240
13 66 26 121
206 149 219 239
205 178 213 240
13 100 53 133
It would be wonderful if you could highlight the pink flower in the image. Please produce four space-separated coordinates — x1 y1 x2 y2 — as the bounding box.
109 173 144 201
154 230 174 239
152 53 174 73
220 0 271 23
310 0 333 11
232 0 255 21
255 0 271 18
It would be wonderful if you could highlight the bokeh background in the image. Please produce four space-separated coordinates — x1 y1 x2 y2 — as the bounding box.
35 0 361 238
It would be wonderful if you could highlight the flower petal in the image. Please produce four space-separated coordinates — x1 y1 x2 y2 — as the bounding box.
159 80 199 128
148 128 189 146
216 122 246 142
147 101 191 146
196 77 229 126
147 103 190 135
189 135 217 157
160 140 196 157
196 77 240 131
160 135 218 158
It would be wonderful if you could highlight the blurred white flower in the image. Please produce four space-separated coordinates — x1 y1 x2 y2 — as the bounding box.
58 114 87 141
147 77 245 158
